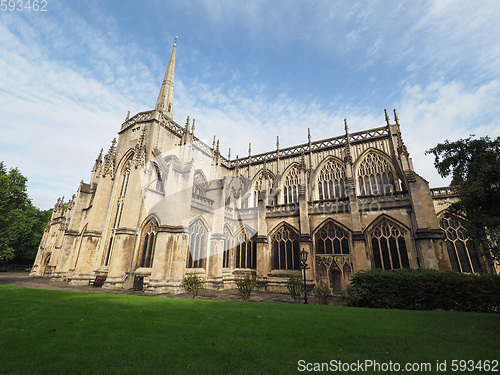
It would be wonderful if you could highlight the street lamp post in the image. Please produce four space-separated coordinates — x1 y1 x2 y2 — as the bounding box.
300 249 309 305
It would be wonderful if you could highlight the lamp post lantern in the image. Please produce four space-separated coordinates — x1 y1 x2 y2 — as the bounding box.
300 249 309 304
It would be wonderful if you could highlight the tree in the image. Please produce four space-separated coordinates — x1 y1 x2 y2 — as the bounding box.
426 136 500 265
0 162 52 263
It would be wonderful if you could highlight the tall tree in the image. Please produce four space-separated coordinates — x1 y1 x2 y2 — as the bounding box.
426 136 500 265
0 162 51 263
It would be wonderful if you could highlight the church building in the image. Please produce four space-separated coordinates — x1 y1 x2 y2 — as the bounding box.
31 42 494 293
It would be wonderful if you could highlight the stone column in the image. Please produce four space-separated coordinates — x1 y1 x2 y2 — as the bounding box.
256 191 270 280
298 185 314 281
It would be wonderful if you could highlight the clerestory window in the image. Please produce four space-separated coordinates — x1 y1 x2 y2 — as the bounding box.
358 153 397 196
318 159 347 200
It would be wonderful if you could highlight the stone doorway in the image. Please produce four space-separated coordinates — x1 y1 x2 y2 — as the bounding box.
329 268 342 293
315 255 352 293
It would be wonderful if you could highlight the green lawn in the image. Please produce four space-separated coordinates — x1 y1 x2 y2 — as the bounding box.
0 286 498 374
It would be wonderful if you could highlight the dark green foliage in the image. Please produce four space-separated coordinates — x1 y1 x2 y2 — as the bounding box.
0 162 52 263
426 136 500 264
313 284 332 305
285 275 303 301
180 274 205 298
346 268 500 312
235 274 257 300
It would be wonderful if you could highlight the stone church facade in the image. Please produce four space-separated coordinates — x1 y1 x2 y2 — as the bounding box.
31 43 495 293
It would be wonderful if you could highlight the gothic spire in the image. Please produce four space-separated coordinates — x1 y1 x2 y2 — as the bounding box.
92 148 103 173
155 39 177 119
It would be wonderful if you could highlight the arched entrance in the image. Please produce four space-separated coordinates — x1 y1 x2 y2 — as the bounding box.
329 267 342 293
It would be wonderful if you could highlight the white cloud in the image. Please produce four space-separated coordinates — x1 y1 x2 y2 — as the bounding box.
398 79 500 187
2 0 500 211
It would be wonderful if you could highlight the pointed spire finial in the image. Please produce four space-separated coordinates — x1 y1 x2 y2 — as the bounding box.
155 42 176 119
344 119 349 133
248 143 252 156
228 148 231 160
276 136 280 149
393 109 400 126
384 109 391 125
125 110 130 121
192 118 195 134
308 128 311 142
212 135 216 150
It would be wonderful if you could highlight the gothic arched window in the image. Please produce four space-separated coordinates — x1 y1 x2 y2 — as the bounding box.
315 222 350 255
223 226 232 269
254 170 274 206
271 225 300 270
193 171 207 197
439 214 482 273
138 220 158 268
234 227 257 269
283 166 302 204
317 159 347 200
187 220 207 269
370 221 410 270
104 158 132 266
357 153 397 196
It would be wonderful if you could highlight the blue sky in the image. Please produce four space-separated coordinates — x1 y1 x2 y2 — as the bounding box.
1 0 500 209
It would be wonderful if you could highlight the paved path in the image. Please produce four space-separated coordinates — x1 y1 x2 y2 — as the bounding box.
0 271 306 304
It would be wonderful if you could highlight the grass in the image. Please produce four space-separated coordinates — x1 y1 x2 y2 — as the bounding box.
0 286 498 374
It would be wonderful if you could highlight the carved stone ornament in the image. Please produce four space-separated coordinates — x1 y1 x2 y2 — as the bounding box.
134 128 147 169
102 138 117 179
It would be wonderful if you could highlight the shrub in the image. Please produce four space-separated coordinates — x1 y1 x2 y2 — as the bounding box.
313 284 332 305
285 275 303 302
235 274 257 301
346 268 500 312
181 274 205 298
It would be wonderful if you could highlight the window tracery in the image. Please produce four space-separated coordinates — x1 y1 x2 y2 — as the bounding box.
315 221 350 255
104 159 132 266
283 166 302 204
186 220 207 269
193 171 207 197
234 227 257 269
317 159 347 200
138 220 158 268
357 153 396 196
271 225 300 270
439 214 482 273
370 221 410 270
253 170 275 206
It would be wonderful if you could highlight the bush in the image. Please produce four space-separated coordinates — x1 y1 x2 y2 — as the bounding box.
313 284 332 305
346 268 500 312
235 274 257 301
285 275 303 302
181 274 205 298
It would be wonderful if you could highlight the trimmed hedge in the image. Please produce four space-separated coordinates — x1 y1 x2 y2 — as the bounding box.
346 268 500 312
